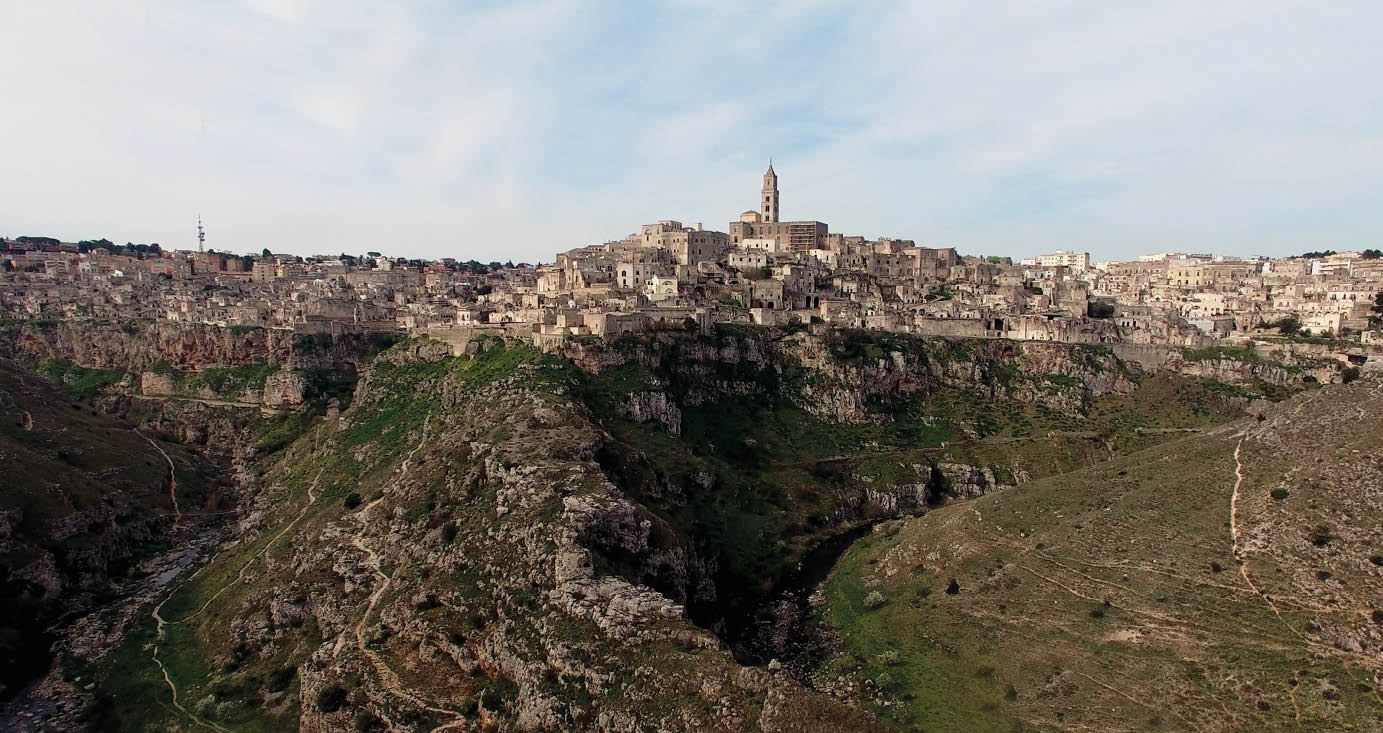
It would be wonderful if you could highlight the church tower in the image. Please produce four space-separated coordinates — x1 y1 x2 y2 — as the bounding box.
761 161 779 223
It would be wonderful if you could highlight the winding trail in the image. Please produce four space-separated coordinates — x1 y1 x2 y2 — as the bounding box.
151 593 230 732
340 414 464 725
1229 438 1300 637
135 428 180 522
172 467 327 624
1227 437 1376 672
146 466 327 730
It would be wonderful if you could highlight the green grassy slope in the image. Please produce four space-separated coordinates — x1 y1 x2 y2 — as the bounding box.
818 380 1383 731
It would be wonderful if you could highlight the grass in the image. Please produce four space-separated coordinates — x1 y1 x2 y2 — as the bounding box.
819 419 1383 731
176 362 278 399
1183 344 1262 363
578 334 1253 634
33 357 127 396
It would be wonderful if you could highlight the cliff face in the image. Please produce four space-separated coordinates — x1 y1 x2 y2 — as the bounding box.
564 328 1134 426
0 361 227 701
6 320 397 373
785 334 1135 422
7 325 1305 729
68 339 879 732
4 322 392 416
11 321 293 370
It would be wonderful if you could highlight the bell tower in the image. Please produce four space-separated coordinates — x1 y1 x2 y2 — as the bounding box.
761 160 779 223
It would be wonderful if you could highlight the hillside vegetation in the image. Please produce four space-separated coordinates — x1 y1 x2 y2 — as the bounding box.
0 360 221 701
818 378 1383 731
14 326 1344 731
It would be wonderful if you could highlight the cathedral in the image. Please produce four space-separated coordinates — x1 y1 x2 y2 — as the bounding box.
729 161 829 254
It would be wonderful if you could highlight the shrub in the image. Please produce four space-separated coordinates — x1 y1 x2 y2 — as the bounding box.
1087 301 1115 319
1270 488 1290 501
343 492 362 510
945 578 960 595
266 666 296 693
316 684 348 713
441 521 459 543
1308 524 1333 547
864 591 887 608
354 713 382 732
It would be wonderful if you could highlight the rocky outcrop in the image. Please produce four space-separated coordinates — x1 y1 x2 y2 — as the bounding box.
937 462 1009 499
787 335 1135 422
620 391 682 435
564 329 1137 425
86 341 882 732
260 369 308 409
1171 354 1340 386
4 319 397 375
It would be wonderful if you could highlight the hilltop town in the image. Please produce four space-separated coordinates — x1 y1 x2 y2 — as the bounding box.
5 165 1382 363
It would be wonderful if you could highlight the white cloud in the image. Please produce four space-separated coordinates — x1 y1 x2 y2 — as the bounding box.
1 0 1380 262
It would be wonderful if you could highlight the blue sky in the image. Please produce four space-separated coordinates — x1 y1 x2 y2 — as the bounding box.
2 0 1381 263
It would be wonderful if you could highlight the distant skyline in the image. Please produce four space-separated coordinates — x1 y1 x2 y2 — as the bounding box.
3 1 1381 264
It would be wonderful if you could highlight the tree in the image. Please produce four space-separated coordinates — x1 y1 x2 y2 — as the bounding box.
261 248 272 257
925 464 951 505
1272 316 1301 336
1087 301 1115 319
1362 249 1382 259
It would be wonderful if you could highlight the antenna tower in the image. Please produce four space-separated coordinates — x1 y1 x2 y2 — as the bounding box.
197 215 206 253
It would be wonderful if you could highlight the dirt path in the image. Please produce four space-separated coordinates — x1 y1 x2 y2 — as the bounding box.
346 535 460 721
173 467 325 624
151 593 230 732
135 428 180 521
340 415 463 724
1228 438 1365 664
144 466 327 730
1229 438 1296 628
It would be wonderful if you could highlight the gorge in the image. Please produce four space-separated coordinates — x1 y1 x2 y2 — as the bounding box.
1 320 1376 732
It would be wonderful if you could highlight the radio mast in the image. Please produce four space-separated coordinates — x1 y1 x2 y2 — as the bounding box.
197 215 206 253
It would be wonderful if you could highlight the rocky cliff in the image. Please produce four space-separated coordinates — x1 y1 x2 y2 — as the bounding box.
5 320 398 372
563 327 1135 426
54 339 880 732
0 361 227 702
2 321 391 416
4 325 1301 731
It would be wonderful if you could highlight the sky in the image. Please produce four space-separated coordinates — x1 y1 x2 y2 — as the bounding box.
2 1 1381 264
